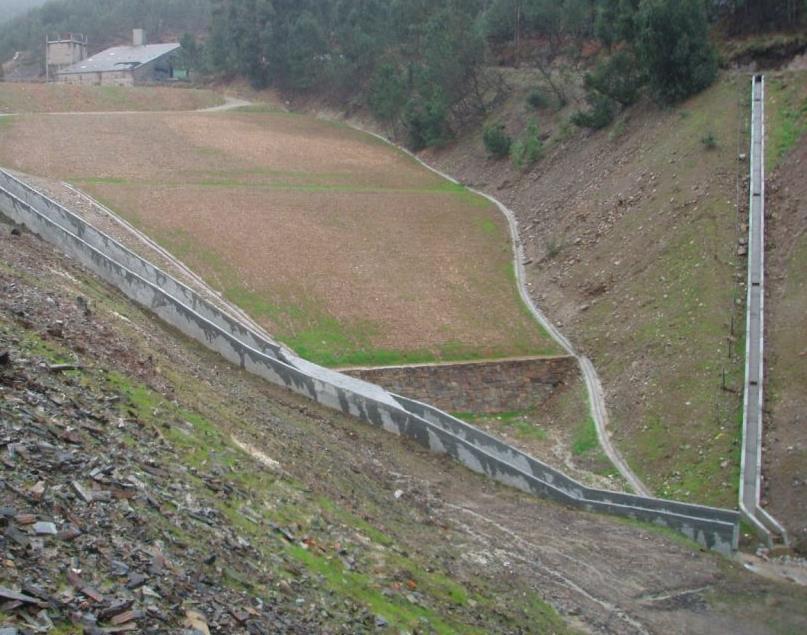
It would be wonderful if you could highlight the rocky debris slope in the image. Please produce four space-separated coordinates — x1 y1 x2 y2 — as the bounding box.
2 222 807 634
0 246 337 632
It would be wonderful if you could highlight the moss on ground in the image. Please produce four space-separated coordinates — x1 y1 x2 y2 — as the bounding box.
765 71 807 169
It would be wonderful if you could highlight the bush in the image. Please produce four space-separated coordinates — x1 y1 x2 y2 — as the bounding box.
527 87 549 109
701 131 717 149
571 92 617 130
511 118 543 169
634 0 718 103
483 122 512 158
403 94 450 150
368 62 406 122
584 49 644 107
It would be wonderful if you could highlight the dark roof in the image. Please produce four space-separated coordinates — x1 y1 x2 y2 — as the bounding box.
58 43 180 75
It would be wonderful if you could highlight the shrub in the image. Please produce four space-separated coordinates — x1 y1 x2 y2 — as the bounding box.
527 87 549 109
584 49 644 107
634 0 718 103
403 94 450 150
571 92 617 130
368 62 406 122
511 118 543 169
483 122 512 158
701 131 717 149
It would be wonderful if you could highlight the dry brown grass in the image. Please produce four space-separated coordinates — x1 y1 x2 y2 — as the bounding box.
0 110 557 365
0 82 222 113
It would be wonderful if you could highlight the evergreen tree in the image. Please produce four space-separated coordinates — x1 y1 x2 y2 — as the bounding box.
635 0 717 103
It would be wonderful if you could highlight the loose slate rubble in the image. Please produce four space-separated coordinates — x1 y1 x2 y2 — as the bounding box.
0 240 382 633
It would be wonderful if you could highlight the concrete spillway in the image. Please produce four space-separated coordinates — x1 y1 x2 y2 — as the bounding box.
739 75 789 547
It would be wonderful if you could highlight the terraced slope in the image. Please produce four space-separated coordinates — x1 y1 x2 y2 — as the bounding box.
0 107 559 366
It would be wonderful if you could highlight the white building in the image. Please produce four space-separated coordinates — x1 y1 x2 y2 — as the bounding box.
57 30 181 86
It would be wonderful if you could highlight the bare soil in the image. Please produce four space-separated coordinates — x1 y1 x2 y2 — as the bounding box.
0 111 557 365
765 133 807 551
3 216 807 634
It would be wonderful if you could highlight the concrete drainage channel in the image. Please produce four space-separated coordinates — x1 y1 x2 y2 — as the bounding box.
740 76 789 547
0 167 741 553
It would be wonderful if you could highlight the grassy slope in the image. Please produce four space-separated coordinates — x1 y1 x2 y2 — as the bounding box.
0 82 223 113
567 77 748 507
0 108 560 367
763 70 807 539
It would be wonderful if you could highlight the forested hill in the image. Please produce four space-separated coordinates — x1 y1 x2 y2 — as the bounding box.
2 0 805 149
201 0 805 148
0 1 46 25
0 0 210 61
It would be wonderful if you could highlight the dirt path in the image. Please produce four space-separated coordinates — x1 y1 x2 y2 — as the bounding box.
198 95 254 111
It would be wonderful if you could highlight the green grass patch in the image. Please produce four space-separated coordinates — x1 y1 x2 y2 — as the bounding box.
455 410 549 442
4 322 79 368
571 415 598 456
766 73 807 168
476 217 498 235
232 103 286 113
286 544 473 634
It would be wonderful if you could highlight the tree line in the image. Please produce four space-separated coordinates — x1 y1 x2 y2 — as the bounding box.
201 0 741 146
0 0 46 26
0 0 210 64
2 0 805 148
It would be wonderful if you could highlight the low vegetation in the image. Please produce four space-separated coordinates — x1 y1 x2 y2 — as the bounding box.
482 122 512 158
0 105 560 367
765 72 807 168
511 118 544 169
0 83 222 114
0 227 578 633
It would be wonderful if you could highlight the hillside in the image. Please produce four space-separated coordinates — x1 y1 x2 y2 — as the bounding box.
0 83 222 113
3 184 807 634
422 71 749 511
765 90 807 550
0 100 559 368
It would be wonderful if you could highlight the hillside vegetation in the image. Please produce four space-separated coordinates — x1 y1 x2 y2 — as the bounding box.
425 69 752 508
0 0 44 25
0 0 209 63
